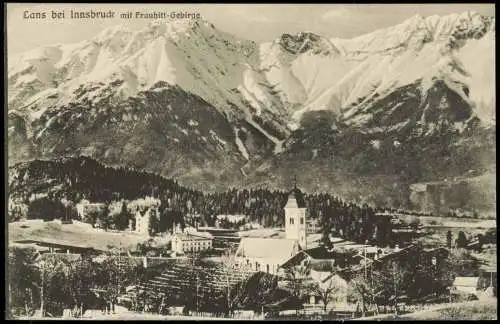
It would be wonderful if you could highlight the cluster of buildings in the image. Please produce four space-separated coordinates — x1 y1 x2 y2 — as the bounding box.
75 197 161 235
232 186 391 277
12 181 497 318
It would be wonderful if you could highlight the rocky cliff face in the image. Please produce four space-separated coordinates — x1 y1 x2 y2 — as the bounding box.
8 12 496 212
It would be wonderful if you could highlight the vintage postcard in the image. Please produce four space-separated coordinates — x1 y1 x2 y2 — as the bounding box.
6 3 496 320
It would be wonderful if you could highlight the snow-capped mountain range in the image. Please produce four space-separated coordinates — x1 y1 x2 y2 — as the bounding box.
8 11 496 213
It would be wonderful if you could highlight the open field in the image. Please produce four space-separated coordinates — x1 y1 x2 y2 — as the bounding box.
8 220 151 251
356 298 497 320
395 298 497 320
395 214 496 228
417 227 495 249
422 219 496 229
414 215 496 250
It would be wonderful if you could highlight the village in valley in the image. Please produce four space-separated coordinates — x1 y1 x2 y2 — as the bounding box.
6 3 497 321
7 165 497 320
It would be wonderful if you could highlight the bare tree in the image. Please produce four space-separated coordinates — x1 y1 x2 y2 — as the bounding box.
32 255 69 317
218 251 249 317
349 273 378 317
282 260 311 314
233 271 279 317
371 260 410 317
8 247 40 317
187 250 203 315
309 273 342 315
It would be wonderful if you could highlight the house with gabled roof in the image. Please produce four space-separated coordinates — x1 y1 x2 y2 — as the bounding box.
279 246 358 274
307 270 350 307
452 277 480 296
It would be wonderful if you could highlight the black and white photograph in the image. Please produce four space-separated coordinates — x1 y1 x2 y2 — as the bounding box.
5 3 496 320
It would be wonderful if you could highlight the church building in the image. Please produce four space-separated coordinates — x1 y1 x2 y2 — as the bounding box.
284 186 308 248
234 183 308 274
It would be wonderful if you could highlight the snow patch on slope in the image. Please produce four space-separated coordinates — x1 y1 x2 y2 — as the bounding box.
234 127 250 160
245 117 284 154
8 12 495 142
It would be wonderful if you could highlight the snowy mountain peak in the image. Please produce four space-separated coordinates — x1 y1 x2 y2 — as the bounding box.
7 12 495 148
7 12 496 204
136 18 220 41
278 32 341 56
405 13 424 24
93 25 133 44
332 11 494 56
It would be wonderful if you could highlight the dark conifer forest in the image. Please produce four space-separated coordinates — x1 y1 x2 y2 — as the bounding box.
9 156 394 245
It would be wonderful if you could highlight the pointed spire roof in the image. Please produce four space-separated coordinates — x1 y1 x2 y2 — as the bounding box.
285 177 306 208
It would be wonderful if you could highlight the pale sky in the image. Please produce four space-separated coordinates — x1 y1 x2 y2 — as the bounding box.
6 3 495 56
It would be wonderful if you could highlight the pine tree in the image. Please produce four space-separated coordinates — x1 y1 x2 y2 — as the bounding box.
446 230 453 249
99 203 111 231
8 205 23 222
456 231 468 249
148 209 159 236
115 201 131 231
319 209 333 249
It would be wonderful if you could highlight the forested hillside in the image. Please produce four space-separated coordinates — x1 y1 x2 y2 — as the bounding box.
9 156 396 246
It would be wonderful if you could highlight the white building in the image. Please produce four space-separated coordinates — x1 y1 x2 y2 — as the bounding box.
234 185 307 274
307 270 349 306
452 277 480 295
172 232 213 254
235 237 300 274
76 199 105 220
134 208 157 235
284 188 307 248
129 197 161 235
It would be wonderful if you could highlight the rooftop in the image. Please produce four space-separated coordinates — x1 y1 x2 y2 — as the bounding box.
15 238 95 250
173 232 213 241
453 277 480 288
304 246 352 260
9 242 50 252
285 187 306 209
236 237 299 260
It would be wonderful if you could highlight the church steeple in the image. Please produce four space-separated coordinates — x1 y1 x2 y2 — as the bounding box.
286 176 306 208
284 178 307 249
